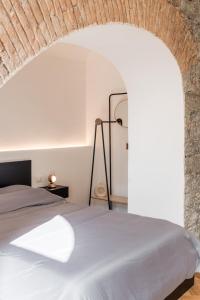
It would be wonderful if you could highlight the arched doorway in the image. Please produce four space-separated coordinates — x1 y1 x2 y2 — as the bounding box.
63 24 184 225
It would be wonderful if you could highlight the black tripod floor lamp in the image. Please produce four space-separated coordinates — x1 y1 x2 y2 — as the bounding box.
89 118 122 210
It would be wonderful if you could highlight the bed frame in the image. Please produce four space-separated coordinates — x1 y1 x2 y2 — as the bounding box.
0 160 31 187
165 277 194 299
0 160 194 299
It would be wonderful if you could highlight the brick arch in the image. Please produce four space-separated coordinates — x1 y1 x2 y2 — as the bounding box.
0 0 197 86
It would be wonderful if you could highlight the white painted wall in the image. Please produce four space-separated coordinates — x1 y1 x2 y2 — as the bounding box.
0 147 91 204
0 44 91 203
64 24 184 225
0 44 88 150
86 52 128 198
0 41 127 205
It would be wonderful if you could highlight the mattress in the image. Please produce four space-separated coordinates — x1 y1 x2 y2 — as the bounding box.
0 186 199 300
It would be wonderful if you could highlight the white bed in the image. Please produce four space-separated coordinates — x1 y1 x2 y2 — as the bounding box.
0 185 199 300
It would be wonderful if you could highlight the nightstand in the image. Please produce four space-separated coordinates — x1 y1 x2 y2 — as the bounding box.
41 185 69 198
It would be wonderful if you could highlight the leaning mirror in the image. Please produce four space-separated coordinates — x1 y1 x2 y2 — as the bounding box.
114 99 128 128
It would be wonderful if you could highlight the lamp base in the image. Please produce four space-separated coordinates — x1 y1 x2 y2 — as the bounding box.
48 183 57 189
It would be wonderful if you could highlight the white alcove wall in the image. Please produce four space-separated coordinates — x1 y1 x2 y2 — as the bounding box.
0 42 127 204
63 24 184 226
86 51 128 199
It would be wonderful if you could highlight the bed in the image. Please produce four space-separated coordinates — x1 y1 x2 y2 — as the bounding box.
0 160 199 300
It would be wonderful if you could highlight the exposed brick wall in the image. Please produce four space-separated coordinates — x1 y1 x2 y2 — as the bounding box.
0 0 197 84
0 0 199 235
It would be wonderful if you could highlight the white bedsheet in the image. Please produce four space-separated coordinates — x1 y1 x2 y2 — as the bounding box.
0 198 199 300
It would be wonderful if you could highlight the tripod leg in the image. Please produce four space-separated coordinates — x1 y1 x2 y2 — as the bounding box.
101 123 112 210
89 123 98 206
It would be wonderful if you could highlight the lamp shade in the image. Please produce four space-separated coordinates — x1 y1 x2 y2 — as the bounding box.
48 174 57 188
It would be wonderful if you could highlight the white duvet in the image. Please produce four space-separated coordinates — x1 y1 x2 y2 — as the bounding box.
0 187 199 300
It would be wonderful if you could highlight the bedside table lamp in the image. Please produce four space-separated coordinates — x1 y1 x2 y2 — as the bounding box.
48 174 57 188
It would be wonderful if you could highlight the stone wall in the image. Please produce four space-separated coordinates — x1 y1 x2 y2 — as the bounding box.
168 0 200 236
0 0 199 235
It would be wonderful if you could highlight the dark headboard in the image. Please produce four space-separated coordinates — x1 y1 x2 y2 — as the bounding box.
0 160 31 188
